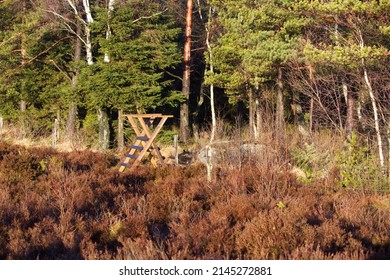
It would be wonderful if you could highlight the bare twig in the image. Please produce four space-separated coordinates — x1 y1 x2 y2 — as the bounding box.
48 59 72 82
132 9 168 23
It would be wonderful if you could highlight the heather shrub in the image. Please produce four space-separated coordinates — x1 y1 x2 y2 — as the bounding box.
0 142 389 260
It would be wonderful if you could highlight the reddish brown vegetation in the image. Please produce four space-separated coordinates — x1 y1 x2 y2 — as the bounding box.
0 141 389 260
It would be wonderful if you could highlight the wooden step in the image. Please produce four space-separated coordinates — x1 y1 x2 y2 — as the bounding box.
125 153 137 159
130 145 143 150
136 136 149 141
120 162 131 167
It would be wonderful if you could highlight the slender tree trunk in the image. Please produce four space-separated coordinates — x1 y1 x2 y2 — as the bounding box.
80 0 93 66
180 0 193 143
359 31 385 167
248 86 254 140
345 87 355 137
98 109 110 151
357 97 363 127
276 67 285 144
308 64 315 133
309 97 314 133
191 82 203 140
117 108 124 152
85 28 93 65
19 0 27 137
205 6 216 142
363 66 384 167
104 0 115 63
82 0 109 150
66 21 82 141
255 96 261 140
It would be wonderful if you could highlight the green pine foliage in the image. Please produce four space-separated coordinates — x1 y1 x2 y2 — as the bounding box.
205 0 307 103
82 1 183 113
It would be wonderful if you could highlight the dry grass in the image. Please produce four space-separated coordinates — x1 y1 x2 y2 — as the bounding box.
0 140 389 260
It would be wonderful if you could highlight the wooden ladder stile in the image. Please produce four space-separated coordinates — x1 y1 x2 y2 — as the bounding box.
118 114 173 172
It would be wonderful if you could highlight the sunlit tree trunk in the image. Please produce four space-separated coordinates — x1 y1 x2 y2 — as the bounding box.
359 31 384 167
205 6 216 142
255 96 261 140
180 0 193 143
104 0 115 63
248 86 255 140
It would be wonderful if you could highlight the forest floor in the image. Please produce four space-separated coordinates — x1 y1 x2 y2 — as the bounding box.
0 140 389 260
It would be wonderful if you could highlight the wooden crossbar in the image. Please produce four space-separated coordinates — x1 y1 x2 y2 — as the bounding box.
118 114 173 172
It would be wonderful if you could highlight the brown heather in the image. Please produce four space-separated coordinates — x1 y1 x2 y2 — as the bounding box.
0 141 389 260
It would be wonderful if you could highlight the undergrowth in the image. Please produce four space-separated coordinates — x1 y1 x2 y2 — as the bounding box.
0 141 389 260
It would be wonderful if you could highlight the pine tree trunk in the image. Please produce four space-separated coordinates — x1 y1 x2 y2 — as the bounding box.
276 67 285 144
180 0 193 143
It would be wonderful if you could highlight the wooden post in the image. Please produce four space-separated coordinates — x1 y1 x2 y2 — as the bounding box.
52 118 59 148
174 134 179 165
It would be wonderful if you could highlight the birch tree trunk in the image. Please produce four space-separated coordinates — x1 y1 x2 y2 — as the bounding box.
82 0 110 150
205 6 216 143
104 0 115 63
180 0 193 143
82 0 94 66
358 31 385 167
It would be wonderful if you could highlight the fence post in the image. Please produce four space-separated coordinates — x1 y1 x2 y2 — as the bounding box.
52 118 59 148
0 116 3 140
174 134 179 166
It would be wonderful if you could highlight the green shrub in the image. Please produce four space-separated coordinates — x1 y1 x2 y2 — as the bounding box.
291 143 330 182
335 133 388 193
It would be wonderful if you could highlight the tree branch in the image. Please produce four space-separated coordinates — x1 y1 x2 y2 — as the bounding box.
18 36 72 68
0 32 22 47
48 59 72 82
132 9 168 23
45 10 88 46
164 70 183 82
